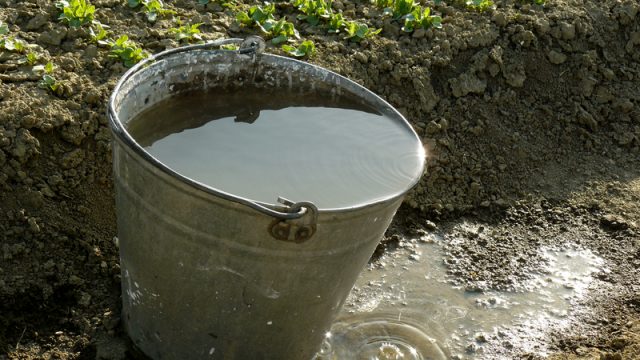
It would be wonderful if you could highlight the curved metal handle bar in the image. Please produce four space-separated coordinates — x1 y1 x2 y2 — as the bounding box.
108 37 313 220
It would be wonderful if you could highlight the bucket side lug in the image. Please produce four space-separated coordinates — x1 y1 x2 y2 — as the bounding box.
269 200 318 243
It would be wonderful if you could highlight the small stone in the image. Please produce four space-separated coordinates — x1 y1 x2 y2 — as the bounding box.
449 72 487 97
61 149 85 169
78 292 91 307
412 28 426 39
27 217 40 233
475 332 487 343
84 44 98 59
425 121 441 135
492 13 508 28
559 22 576 40
85 89 102 105
601 214 629 230
38 27 67 46
535 19 550 34
613 98 634 113
547 50 567 64
424 220 437 231
353 52 368 64
69 275 84 286
26 13 50 30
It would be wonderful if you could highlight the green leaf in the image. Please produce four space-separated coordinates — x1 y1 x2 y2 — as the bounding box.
282 39 315 57
220 43 239 50
45 61 55 74
236 11 251 25
0 21 8 35
271 34 287 45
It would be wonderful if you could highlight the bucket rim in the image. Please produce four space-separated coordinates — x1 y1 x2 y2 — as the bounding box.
108 39 426 218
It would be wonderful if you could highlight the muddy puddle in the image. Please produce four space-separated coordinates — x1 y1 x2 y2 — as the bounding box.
316 228 605 359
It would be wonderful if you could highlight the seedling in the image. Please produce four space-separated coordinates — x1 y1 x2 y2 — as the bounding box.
39 75 64 96
89 21 110 45
262 18 299 44
328 12 345 33
295 0 332 26
236 4 299 44
33 61 56 74
169 21 203 43
129 0 176 22
282 39 315 57
236 3 276 26
465 0 494 11
24 52 39 65
402 6 442 33
0 20 8 35
56 0 95 27
1 37 28 53
199 0 236 8
344 21 381 42
373 0 393 8
108 35 149 67
219 43 239 50
383 0 417 19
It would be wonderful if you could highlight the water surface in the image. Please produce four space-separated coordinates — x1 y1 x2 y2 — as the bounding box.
127 89 424 209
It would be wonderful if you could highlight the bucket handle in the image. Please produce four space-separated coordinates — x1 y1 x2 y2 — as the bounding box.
109 36 318 223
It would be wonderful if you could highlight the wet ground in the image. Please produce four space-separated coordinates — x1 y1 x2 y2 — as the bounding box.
1 0 639 359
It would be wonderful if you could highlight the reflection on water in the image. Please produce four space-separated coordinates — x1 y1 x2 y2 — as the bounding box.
318 233 604 359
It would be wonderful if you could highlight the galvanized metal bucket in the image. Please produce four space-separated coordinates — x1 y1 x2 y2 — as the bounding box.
108 37 425 360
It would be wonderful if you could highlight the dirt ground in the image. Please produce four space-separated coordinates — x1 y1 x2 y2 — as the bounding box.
0 0 639 359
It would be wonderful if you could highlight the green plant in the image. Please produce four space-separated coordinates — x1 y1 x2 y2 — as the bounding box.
373 0 393 8
169 21 203 43
344 21 381 42
384 0 417 19
199 0 236 8
262 18 299 44
236 4 299 44
89 21 110 45
327 12 345 33
1 37 28 53
0 20 8 35
108 35 149 67
236 3 276 26
39 74 64 96
465 0 494 11
33 61 56 74
56 0 96 27
219 43 239 50
129 0 176 22
295 0 332 26
24 52 38 65
402 6 442 32
282 39 315 57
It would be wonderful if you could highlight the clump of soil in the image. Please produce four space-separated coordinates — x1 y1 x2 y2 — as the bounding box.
0 0 639 358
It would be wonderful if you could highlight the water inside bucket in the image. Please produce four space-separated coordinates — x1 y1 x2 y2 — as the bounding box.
127 88 424 209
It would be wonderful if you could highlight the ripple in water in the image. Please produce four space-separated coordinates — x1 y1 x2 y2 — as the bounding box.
320 231 605 359
126 88 424 209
